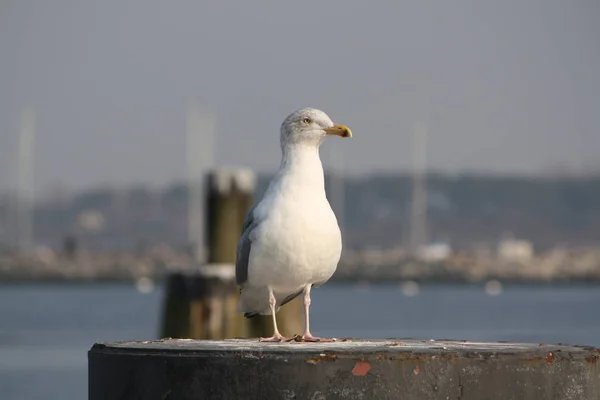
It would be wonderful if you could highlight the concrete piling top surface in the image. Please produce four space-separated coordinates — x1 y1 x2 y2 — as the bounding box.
89 339 600 400
91 337 598 358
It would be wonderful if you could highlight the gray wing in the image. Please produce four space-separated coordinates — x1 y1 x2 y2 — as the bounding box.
279 289 303 307
235 204 259 286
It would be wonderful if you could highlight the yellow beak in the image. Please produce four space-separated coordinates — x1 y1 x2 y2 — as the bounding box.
324 124 352 138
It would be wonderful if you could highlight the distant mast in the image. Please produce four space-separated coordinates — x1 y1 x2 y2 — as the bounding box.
329 145 346 238
17 107 35 252
186 105 215 263
409 121 428 253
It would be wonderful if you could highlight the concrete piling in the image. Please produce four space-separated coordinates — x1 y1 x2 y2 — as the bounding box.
89 338 600 400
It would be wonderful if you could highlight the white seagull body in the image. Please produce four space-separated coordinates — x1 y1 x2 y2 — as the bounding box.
235 107 352 342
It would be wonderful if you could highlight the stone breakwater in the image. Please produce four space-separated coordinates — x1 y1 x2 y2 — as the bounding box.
337 248 600 283
1 246 600 284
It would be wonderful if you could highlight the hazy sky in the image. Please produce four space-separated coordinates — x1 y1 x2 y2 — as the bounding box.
1 0 599 192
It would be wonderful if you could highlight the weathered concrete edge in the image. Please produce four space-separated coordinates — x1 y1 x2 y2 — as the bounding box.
89 338 600 365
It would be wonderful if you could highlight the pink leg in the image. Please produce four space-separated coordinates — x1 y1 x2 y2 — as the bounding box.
260 288 292 342
301 284 333 342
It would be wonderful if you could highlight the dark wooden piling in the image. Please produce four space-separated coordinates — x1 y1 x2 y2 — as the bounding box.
89 338 600 400
205 169 255 264
159 266 240 339
160 168 302 340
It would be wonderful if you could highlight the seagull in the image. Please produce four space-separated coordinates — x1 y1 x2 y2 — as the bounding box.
235 107 352 342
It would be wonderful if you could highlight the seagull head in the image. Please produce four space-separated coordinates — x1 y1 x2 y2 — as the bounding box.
280 107 352 150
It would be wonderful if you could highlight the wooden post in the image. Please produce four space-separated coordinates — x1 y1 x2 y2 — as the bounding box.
159 266 238 340
205 168 255 264
160 168 302 340
89 338 600 400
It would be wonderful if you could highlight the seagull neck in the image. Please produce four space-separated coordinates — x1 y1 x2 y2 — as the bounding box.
278 144 324 186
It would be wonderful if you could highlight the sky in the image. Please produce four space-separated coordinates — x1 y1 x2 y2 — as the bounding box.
1 0 599 193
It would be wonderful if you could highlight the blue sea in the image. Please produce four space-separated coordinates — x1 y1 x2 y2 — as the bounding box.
1 283 599 399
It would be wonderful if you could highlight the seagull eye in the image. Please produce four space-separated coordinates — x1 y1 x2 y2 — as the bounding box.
302 117 312 124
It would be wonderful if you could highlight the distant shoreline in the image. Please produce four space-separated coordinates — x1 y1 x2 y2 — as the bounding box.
1 275 599 286
2 247 599 286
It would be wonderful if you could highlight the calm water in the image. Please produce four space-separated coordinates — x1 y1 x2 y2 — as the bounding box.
1 283 599 399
